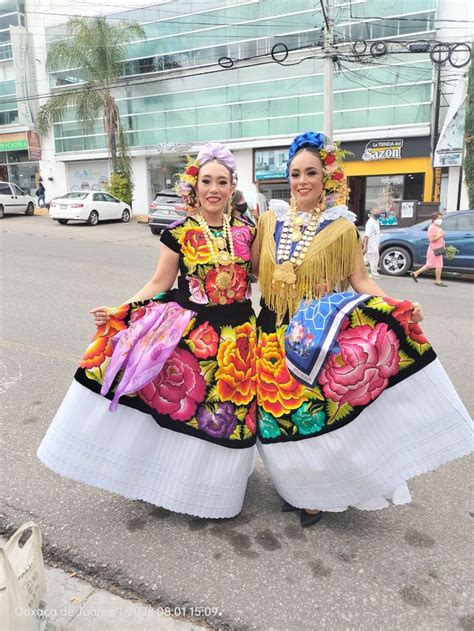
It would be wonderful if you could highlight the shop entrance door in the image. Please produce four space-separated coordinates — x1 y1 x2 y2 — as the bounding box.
347 176 366 225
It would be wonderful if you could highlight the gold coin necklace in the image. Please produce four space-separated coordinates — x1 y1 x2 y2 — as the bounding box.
195 213 236 303
273 205 324 285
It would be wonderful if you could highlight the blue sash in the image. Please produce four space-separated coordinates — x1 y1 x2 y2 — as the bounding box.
285 292 371 387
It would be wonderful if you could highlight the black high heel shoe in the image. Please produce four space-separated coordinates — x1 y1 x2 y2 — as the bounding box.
300 510 324 528
281 499 298 513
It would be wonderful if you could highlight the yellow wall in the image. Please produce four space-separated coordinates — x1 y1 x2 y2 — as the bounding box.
344 157 433 202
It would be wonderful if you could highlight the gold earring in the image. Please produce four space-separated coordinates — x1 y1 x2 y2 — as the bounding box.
290 194 299 212
227 197 232 216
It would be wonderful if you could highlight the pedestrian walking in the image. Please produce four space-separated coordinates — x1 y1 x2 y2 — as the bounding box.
254 131 473 528
36 181 46 208
363 207 382 278
411 212 447 287
37 142 258 519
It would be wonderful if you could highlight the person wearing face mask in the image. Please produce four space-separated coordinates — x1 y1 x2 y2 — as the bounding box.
37 142 259 520
363 207 382 279
411 212 447 286
253 131 472 528
232 189 255 225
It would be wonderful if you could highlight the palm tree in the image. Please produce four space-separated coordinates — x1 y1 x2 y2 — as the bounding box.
36 16 145 173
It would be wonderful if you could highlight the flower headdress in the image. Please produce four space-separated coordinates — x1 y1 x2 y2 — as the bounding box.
286 131 351 207
175 142 238 209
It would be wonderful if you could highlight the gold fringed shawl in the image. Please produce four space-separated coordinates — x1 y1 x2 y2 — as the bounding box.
258 210 364 324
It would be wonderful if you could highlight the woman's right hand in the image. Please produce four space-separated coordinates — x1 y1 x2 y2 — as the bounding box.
90 306 113 327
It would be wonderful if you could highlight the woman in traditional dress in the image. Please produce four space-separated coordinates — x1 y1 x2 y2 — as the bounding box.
37 142 258 519
254 131 472 527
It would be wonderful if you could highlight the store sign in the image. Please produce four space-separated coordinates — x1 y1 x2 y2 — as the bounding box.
27 131 42 160
67 160 110 192
255 148 288 180
362 139 404 161
434 76 467 168
0 132 28 151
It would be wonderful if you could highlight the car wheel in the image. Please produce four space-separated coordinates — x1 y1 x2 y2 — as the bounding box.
25 202 34 215
87 210 99 226
121 208 131 222
380 246 412 276
150 227 161 235
0 204 4 219
57 219 69 225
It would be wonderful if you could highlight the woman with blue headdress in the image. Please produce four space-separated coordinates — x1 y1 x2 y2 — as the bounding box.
255 132 473 528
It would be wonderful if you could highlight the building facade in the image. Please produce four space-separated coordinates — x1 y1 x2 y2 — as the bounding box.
2 0 471 219
0 0 41 194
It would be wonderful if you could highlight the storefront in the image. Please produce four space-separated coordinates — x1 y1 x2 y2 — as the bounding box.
0 131 41 195
254 147 290 201
344 137 433 226
253 137 433 226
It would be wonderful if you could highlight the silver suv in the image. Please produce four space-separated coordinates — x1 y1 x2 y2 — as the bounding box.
0 181 35 218
148 190 186 235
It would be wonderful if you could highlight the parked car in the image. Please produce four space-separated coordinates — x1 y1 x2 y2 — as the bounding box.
379 209 474 276
148 190 186 235
148 189 269 235
49 191 132 225
0 181 35 218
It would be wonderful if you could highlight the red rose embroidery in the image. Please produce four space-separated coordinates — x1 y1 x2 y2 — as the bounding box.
325 153 336 165
187 322 219 359
205 264 247 305
331 171 344 181
187 165 199 176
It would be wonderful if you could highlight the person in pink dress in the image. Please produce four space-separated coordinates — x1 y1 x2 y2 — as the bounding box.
411 212 447 287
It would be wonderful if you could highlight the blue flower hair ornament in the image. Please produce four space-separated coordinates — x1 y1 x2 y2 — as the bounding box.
286 132 326 177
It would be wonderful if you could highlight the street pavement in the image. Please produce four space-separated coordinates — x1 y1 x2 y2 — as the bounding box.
0 214 473 631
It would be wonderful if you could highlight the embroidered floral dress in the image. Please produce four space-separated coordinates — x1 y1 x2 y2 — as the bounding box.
37 215 258 519
256 206 473 512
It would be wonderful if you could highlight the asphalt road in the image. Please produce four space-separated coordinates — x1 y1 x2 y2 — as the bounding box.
1 215 473 631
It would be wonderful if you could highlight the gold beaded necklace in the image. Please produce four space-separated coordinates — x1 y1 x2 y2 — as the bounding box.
273 203 324 285
194 213 237 304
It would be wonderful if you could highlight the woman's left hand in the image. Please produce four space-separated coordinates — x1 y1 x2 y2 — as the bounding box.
410 302 424 323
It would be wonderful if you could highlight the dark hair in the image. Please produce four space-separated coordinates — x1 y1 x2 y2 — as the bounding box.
232 190 245 205
431 211 442 221
288 146 323 170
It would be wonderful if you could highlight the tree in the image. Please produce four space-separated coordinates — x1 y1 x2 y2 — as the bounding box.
36 16 145 188
465 50 474 208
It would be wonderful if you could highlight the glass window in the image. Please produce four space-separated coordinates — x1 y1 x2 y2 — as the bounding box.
365 175 404 214
0 181 11 193
103 193 118 202
443 213 474 231
8 162 38 196
61 192 88 199
404 173 425 201
92 193 105 201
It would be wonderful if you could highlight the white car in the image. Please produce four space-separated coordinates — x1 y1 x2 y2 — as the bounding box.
49 191 132 226
0 182 35 218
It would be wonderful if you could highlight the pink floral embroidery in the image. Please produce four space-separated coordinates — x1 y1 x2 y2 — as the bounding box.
319 323 400 407
187 275 209 305
231 225 252 261
138 347 206 421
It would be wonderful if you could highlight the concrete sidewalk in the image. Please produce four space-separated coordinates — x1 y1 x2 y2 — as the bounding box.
1 536 207 631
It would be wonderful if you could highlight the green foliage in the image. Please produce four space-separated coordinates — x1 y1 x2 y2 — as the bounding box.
35 16 145 168
106 171 134 205
465 51 474 208
443 244 459 261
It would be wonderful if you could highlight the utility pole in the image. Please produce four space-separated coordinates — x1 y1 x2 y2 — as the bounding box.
322 0 335 138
